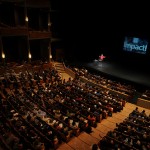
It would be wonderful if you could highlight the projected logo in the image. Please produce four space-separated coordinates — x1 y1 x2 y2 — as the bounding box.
123 37 148 54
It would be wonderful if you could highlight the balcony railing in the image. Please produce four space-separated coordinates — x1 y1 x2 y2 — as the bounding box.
29 31 51 39
0 27 28 36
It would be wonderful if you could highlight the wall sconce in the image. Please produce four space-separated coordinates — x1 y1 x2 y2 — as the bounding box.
28 53 32 59
48 22 52 26
28 52 31 63
50 54 52 59
2 52 6 66
2 52 5 59
25 16 29 22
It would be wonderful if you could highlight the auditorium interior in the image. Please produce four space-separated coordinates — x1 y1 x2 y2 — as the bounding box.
0 0 150 150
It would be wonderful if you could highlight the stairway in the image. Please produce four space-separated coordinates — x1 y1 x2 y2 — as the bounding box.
53 62 66 73
53 62 73 81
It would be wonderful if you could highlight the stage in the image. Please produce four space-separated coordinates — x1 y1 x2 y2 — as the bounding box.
82 59 150 90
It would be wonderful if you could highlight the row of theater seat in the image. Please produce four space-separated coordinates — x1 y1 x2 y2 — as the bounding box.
98 107 150 150
0 63 127 150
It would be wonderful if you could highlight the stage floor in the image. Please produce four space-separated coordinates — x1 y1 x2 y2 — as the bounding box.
83 60 150 89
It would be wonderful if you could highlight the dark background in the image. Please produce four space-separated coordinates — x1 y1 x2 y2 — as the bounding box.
1 0 150 66
50 0 150 65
